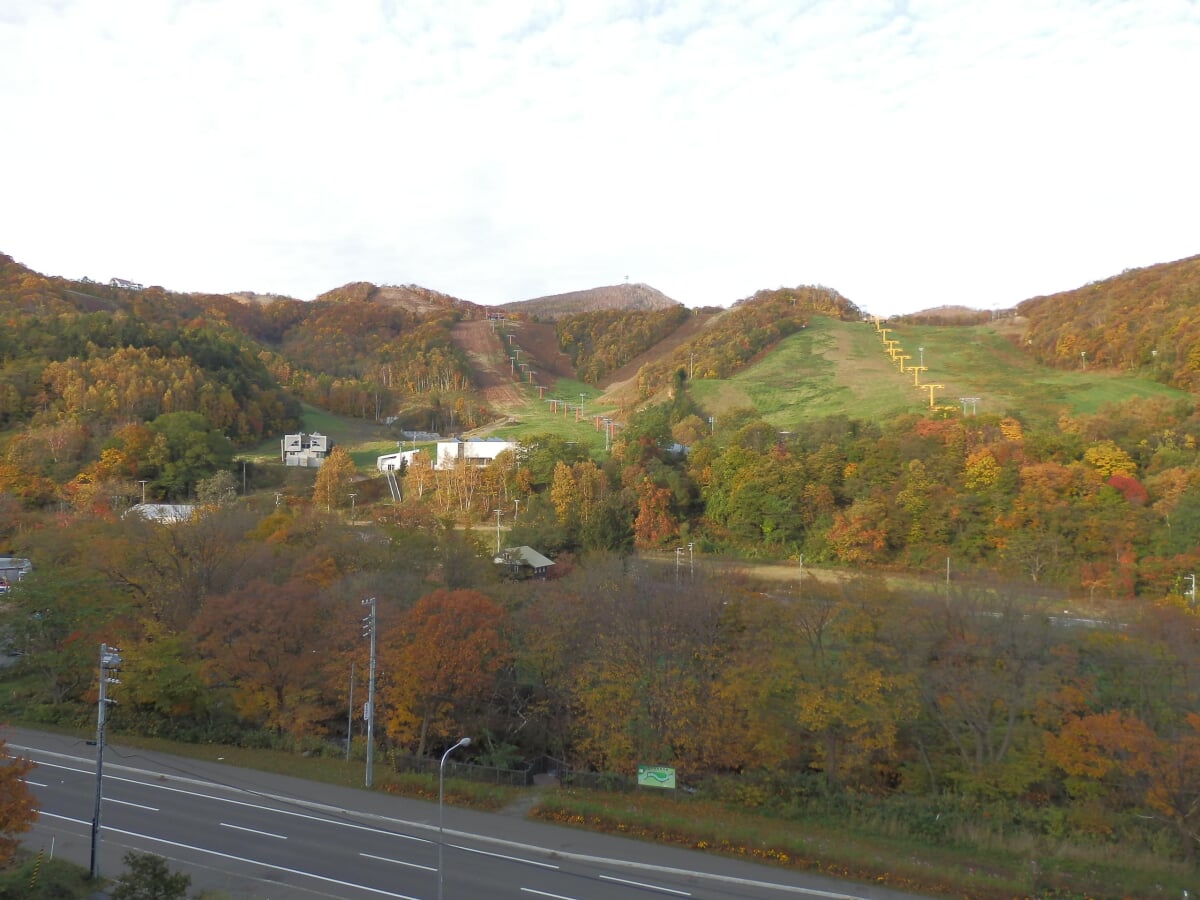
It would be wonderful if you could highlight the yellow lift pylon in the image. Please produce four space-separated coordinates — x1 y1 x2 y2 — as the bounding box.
918 383 945 408
909 365 928 386
896 354 911 373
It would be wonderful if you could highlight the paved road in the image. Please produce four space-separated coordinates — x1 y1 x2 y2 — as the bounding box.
10 727 925 900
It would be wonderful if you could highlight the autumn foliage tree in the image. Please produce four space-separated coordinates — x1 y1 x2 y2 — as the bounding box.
377 589 511 757
0 736 37 866
312 446 358 512
191 577 342 738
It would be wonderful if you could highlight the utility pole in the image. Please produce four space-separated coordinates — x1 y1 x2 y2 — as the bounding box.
361 597 377 787
346 661 355 761
90 643 122 881
495 507 503 555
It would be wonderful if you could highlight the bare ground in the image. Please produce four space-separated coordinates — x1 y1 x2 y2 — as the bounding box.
505 322 576 380
450 320 525 406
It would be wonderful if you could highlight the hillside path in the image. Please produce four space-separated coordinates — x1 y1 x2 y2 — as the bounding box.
601 308 723 404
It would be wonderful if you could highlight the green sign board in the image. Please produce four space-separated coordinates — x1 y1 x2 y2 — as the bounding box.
637 765 676 789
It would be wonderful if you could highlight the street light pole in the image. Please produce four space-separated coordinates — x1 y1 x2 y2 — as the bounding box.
361 597 377 787
438 737 471 900
90 643 122 881
138 480 148 505
345 660 355 761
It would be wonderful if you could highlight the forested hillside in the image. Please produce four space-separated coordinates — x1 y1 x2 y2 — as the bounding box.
0 254 492 492
1020 253 1200 389
626 284 860 399
555 305 691 384
4 249 1200 891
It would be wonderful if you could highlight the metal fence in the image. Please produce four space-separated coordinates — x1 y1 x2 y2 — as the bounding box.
388 752 533 787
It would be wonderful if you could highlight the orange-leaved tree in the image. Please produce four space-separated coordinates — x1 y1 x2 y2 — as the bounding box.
1046 710 1200 861
191 577 341 738
312 446 358 512
377 589 510 758
0 736 37 865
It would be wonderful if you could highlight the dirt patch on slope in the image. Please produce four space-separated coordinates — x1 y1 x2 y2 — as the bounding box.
506 322 576 380
450 320 524 405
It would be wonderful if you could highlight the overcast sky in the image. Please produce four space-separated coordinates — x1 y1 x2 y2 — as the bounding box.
2 1 1197 316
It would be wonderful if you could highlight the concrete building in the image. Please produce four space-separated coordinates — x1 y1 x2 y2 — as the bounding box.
281 432 330 467
376 448 423 471
434 438 518 470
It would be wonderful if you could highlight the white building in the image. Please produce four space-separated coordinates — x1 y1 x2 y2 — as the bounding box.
124 504 196 524
376 448 423 472
434 438 518 470
281 432 329 467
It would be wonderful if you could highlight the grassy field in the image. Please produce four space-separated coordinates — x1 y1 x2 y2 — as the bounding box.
475 379 615 452
688 316 1189 430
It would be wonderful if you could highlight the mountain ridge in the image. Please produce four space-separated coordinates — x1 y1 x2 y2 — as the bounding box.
497 282 681 320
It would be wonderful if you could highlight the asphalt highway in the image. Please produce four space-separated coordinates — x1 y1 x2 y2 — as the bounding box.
9 727 924 900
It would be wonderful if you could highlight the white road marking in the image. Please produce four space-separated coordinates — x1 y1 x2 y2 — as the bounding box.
220 822 287 840
455 842 560 869
107 798 159 811
29 758 430 843
359 851 435 872
39 811 89 826
600 872 692 895
104 830 422 897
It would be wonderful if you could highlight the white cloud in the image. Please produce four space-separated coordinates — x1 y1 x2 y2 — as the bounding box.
1 0 1197 314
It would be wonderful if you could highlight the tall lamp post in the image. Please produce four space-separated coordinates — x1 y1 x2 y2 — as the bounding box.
90 643 122 880
438 737 471 900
